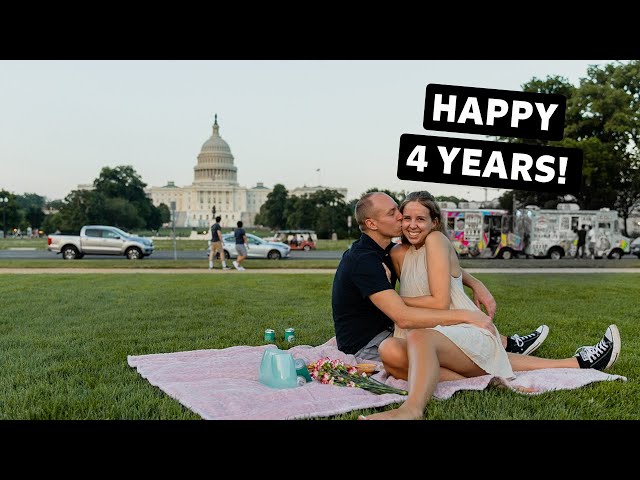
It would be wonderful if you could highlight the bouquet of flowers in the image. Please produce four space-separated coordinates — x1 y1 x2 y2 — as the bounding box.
308 357 407 396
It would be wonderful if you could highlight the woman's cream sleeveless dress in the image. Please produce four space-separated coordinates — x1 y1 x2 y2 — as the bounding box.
394 245 514 379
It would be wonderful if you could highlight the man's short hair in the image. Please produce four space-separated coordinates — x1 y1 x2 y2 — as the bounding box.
215 216 221 223
355 192 384 232
237 221 243 228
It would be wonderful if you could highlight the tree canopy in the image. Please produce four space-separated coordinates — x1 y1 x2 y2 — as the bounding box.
44 165 163 233
501 61 640 233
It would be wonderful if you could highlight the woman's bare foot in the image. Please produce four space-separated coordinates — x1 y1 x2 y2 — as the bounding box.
360 404 423 420
513 385 538 394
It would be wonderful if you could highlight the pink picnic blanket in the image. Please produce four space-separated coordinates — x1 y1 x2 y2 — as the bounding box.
127 337 626 420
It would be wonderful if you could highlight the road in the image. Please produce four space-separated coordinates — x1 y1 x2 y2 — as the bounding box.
1 248 638 265
0 249 344 260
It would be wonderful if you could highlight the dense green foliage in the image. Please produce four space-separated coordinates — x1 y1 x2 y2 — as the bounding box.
499 61 640 233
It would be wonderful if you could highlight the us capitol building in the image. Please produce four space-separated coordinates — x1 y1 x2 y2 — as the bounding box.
147 115 272 229
80 115 347 229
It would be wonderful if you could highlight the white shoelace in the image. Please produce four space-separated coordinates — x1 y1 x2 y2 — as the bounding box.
512 331 537 348
579 338 609 362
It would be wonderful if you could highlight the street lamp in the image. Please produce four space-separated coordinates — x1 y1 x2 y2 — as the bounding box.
170 201 177 261
329 201 337 240
1 196 8 239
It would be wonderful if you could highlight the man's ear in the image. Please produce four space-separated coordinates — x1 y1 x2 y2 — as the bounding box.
364 218 377 231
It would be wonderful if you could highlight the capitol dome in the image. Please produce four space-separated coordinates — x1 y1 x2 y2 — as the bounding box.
193 114 238 185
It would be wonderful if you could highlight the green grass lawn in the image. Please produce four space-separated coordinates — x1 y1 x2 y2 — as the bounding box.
0 238 48 250
0 273 637 419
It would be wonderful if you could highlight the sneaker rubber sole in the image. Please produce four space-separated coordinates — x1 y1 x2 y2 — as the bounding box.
604 324 621 370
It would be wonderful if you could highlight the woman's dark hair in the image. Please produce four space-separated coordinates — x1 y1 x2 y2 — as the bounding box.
399 191 446 244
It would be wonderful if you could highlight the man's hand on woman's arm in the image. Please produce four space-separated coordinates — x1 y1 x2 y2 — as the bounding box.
369 289 494 333
461 268 496 319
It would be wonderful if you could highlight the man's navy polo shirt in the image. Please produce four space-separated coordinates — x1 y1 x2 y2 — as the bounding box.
332 233 397 354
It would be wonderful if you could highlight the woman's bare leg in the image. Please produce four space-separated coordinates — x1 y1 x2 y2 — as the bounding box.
379 337 466 382
507 353 578 370
366 329 486 420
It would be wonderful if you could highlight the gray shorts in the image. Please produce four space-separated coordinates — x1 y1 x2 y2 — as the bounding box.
354 329 393 362
235 244 247 257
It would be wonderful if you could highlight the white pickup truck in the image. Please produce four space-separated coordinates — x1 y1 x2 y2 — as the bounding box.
47 225 154 260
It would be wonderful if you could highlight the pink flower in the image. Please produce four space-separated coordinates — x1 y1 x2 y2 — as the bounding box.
308 357 408 396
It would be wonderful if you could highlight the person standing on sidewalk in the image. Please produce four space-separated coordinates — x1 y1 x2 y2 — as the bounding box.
233 220 248 271
575 224 588 258
209 216 230 270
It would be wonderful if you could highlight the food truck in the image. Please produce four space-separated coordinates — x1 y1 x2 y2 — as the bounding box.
441 208 523 259
514 205 630 259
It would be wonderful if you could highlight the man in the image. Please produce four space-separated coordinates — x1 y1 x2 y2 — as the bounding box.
209 216 230 270
332 192 548 362
232 220 248 271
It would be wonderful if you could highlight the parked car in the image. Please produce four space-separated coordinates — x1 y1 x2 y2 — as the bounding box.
631 237 640 259
210 233 291 260
47 225 154 260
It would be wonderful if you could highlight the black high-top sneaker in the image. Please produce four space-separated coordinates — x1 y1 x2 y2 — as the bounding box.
506 325 549 355
575 324 621 371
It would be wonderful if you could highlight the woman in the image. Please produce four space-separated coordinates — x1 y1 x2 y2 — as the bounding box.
362 191 621 420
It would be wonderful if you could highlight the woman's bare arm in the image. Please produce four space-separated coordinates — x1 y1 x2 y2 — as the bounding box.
390 243 409 279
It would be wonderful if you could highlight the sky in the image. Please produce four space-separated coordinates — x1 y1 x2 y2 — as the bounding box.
0 60 614 203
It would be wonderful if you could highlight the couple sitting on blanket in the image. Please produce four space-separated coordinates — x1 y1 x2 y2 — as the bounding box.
332 191 622 420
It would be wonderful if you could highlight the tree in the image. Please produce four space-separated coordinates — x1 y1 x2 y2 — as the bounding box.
25 205 45 229
498 189 567 212
47 199 65 210
309 189 349 239
566 61 640 233
41 213 61 234
102 197 145 230
435 195 469 205
157 203 171 224
94 166 148 202
285 195 317 230
256 184 288 229
16 193 46 211
93 165 161 230
55 190 95 233
0 191 22 233
503 62 640 233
